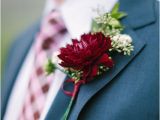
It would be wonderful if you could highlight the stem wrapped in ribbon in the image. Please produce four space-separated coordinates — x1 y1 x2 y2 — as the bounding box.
61 79 85 120
57 32 114 120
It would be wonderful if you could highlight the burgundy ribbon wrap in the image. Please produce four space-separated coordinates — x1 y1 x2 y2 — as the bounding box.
62 79 85 98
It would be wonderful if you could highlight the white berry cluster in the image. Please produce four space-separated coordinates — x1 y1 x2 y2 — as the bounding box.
110 34 134 55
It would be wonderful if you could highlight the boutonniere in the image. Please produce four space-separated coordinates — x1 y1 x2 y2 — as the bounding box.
45 3 134 120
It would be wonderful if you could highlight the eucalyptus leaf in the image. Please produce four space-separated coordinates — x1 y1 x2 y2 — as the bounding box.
111 2 120 14
111 2 127 20
91 19 101 32
108 18 121 27
91 20 98 29
111 12 127 19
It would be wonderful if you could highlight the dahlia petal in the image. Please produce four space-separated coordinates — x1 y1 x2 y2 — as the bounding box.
72 39 79 45
58 32 113 77
91 65 98 76
98 54 109 64
98 54 114 68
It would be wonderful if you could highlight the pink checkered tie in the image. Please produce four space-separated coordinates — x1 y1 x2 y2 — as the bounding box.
19 10 67 120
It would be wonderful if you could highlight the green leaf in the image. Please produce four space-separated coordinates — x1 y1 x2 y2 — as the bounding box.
91 19 100 32
111 12 127 19
108 18 121 27
45 59 56 75
111 2 127 20
111 2 120 14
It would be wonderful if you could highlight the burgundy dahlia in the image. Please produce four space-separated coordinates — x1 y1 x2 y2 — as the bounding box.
58 32 114 81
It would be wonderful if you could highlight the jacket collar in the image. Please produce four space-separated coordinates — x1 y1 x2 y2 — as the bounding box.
119 0 156 29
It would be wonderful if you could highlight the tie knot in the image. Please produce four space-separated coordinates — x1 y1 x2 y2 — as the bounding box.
35 9 67 52
48 10 64 26
41 10 66 36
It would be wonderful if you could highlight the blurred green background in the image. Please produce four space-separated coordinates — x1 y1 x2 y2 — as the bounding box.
1 0 45 74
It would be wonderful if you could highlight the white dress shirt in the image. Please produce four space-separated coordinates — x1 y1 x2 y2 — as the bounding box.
4 0 118 119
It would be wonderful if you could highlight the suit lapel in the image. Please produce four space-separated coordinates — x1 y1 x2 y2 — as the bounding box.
69 0 156 119
2 21 41 118
69 26 146 119
119 0 156 29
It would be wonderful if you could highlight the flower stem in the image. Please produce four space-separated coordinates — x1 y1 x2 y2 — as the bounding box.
61 97 74 120
55 66 72 78
61 83 81 120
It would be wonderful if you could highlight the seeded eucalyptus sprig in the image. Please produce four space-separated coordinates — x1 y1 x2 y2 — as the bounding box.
45 59 72 78
91 2 134 56
45 59 56 75
91 2 127 37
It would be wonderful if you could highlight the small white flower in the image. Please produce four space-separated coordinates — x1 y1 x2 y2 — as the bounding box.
111 34 134 55
112 34 132 46
121 34 132 43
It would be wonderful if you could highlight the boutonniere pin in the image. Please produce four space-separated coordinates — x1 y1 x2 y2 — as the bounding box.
45 3 134 120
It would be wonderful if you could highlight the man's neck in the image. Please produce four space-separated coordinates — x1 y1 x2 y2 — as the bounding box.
44 0 118 38
54 0 65 6
60 0 118 38
44 0 65 15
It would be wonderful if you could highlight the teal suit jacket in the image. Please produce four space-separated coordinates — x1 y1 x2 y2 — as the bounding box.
2 0 159 119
